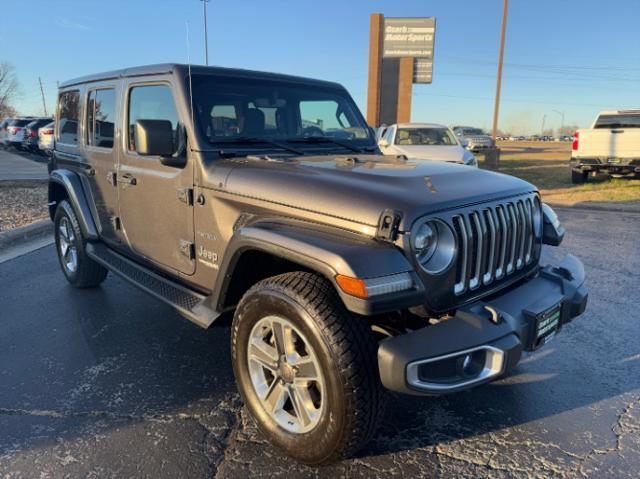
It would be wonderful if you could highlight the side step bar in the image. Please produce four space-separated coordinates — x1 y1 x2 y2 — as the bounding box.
86 243 219 329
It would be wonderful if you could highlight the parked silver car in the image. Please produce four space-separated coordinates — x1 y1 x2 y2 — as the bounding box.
378 123 477 166
452 126 495 152
38 121 55 155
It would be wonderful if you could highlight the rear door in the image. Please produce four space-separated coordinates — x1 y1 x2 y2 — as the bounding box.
117 79 195 275
84 85 121 244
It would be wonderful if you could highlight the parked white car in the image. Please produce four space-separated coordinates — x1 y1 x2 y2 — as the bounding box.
0 118 14 146
38 121 55 154
377 123 477 167
571 109 640 183
5 118 36 149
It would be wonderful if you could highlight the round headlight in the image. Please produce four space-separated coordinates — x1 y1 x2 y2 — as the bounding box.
414 222 437 262
412 220 456 274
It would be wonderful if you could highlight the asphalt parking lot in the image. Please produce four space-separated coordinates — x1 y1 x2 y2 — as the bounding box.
0 207 639 478
0 148 48 181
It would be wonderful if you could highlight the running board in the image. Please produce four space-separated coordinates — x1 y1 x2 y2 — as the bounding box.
86 243 219 329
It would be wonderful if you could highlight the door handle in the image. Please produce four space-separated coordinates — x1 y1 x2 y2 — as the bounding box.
117 174 137 186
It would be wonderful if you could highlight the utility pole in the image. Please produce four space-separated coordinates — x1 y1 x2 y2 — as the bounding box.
38 77 48 117
553 109 565 135
201 0 210 65
491 0 509 140
541 114 546 136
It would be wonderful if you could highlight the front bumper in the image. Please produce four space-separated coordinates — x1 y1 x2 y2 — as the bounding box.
378 254 588 395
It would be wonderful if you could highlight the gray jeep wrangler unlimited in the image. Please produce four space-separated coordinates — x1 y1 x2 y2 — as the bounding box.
49 64 588 464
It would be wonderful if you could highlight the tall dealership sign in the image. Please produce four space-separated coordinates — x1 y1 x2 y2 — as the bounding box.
367 14 436 126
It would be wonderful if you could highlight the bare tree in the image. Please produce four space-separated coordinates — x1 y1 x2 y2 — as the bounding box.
0 62 19 118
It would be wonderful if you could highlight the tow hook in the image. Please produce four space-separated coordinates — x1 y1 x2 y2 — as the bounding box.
484 305 502 324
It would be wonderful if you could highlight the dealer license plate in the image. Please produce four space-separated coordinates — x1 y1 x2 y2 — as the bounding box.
535 303 561 348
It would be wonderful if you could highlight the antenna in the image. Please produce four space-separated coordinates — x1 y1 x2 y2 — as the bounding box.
185 20 195 138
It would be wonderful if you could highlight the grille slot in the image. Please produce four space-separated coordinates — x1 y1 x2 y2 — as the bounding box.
453 195 540 295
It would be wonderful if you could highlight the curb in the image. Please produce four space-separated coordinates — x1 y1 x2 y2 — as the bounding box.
0 220 52 248
547 202 640 214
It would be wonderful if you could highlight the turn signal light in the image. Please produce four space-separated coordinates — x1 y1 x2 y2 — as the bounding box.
336 275 368 298
335 272 414 299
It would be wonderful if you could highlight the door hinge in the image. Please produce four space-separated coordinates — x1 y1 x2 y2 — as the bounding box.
376 209 402 242
107 171 117 187
179 240 195 260
177 188 194 205
110 216 121 230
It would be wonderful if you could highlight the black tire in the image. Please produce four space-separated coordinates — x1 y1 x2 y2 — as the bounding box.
231 272 384 465
54 199 108 288
571 169 588 184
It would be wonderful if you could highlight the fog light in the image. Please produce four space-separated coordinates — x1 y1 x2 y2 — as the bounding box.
457 350 486 378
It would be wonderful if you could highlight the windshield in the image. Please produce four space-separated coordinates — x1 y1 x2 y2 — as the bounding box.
395 128 457 146
594 114 640 129
462 128 485 135
190 74 373 150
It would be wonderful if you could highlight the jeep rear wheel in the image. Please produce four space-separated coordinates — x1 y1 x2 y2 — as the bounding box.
54 200 108 288
231 272 384 464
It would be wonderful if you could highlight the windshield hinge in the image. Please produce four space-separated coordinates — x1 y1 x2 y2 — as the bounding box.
177 187 194 205
376 209 402 242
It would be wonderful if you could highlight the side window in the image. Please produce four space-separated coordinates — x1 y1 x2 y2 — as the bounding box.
209 104 238 137
87 88 115 148
57 90 80 145
299 100 351 132
128 84 178 152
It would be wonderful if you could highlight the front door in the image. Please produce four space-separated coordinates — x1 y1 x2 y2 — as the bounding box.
117 81 195 275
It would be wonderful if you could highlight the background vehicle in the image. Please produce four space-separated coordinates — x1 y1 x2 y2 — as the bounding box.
452 126 495 152
37 121 55 155
48 64 587 465
5 118 35 149
0 118 14 146
571 109 640 183
22 118 53 152
377 123 477 166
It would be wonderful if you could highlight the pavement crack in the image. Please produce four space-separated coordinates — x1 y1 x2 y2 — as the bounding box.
212 403 243 479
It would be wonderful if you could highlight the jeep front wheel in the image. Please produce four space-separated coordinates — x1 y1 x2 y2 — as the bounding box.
231 272 384 464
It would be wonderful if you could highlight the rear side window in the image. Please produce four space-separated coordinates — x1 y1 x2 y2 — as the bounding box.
128 84 178 152
57 90 80 145
594 114 640 129
87 88 116 148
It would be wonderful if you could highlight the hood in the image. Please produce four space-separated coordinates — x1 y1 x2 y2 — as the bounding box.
203 154 535 233
391 145 465 163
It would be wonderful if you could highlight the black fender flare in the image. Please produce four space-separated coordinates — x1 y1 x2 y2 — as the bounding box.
49 169 99 240
208 220 424 316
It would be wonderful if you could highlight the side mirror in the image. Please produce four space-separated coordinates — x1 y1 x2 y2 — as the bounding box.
135 119 174 156
378 138 389 148
135 119 186 168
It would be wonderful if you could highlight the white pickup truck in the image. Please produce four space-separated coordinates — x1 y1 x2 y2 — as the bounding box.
571 110 640 183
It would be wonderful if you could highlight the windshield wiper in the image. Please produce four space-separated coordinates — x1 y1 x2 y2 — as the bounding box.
285 136 376 154
210 137 305 156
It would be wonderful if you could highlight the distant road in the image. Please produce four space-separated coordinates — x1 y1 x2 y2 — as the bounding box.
0 148 48 180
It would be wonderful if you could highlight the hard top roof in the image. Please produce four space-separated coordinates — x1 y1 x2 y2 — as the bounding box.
59 63 343 89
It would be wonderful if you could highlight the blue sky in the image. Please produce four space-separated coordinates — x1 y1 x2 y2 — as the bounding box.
2 0 639 134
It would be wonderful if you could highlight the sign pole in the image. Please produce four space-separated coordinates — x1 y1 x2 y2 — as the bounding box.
366 13 384 127
491 0 509 141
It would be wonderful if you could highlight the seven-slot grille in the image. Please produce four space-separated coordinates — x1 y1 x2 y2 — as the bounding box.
452 194 540 295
